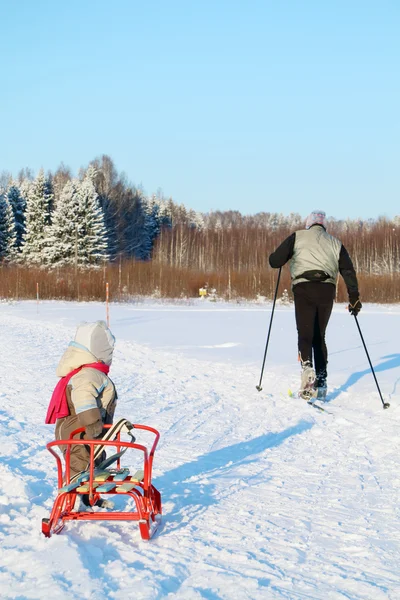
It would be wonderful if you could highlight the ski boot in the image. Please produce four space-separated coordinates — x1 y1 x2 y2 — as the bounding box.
299 363 317 401
75 495 115 512
314 371 327 401
315 386 327 401
82 495 115 510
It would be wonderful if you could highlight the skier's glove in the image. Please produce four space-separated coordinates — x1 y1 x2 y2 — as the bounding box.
348 298 362 316
85 420 103 439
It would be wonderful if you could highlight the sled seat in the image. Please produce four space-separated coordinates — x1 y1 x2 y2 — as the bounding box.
76 482 100 493
95 482 117 493
93 468 144 483
58 469 144 495
94 470 145 493
43 424 162 541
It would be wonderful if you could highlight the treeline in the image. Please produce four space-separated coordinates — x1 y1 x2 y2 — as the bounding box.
0 155 204 266
1 262 398 304
0 155 399 302
152 212 400 276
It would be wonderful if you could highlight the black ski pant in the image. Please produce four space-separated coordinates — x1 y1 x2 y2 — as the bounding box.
293 282 336 386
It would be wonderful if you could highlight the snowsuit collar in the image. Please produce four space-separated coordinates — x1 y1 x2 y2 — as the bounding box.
45 362 110 424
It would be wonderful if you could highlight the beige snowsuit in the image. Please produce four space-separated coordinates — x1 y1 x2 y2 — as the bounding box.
54 321 117 477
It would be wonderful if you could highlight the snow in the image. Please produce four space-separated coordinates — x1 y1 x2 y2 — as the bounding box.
1 299 400 599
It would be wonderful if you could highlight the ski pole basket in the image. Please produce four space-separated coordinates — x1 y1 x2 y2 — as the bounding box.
42 423 162 541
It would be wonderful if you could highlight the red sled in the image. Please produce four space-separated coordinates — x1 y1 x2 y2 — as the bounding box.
42 423 162 541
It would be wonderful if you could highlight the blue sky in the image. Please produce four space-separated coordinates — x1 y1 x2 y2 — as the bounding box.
0 0 399 219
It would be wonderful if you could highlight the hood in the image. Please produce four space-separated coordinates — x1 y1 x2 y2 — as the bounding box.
56 321 115 377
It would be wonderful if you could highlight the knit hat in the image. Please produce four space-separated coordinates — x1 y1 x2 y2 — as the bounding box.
305 210 327 230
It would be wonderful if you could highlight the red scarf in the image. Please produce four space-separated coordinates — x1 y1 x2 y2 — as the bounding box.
45 363 110 424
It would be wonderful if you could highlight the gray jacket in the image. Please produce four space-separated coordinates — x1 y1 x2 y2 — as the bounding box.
290 226 342 286
269 225 359 299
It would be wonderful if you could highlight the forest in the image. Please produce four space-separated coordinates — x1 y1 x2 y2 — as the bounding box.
0 155 399 303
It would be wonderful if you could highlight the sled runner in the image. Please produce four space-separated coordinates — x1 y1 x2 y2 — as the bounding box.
42 423 162 541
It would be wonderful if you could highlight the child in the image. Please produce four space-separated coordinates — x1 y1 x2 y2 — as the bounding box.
46 321 117 485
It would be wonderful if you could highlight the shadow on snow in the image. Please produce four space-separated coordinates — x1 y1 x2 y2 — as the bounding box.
157 419 313 534
48 420 313 598
327 353 400 403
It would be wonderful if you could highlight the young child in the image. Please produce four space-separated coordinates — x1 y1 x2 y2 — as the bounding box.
46 321 117 488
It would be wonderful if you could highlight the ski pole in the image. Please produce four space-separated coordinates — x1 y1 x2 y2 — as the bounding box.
256 267 282 392
353 315 390 409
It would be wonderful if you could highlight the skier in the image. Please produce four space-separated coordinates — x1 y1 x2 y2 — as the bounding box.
45 320 117 507
269 210 361 400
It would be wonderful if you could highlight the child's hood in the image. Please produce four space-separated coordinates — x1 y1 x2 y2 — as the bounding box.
56 321 115 377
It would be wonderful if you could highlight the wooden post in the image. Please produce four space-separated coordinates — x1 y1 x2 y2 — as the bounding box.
118 253 122 297
106 282 110 327
36 282 39 313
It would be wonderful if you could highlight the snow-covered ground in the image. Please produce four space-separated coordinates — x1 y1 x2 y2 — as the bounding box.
1 299 400 599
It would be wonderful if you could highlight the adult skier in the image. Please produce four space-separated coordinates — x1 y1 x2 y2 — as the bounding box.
269 210 361 400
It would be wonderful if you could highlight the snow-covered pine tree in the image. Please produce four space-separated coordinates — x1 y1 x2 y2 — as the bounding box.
134 195 161 260
97 193 118 259
157 197 172 228
45 179 81 267
76 168 109 266
6 183 25 250
187 209 205 230
20 170 53 265
122 190 147 258
0 194 17 261
47 170 109 268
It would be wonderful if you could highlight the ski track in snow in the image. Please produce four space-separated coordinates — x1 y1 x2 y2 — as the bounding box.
0 304 400 599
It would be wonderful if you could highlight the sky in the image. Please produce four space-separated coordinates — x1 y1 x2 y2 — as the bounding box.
0 0 399 220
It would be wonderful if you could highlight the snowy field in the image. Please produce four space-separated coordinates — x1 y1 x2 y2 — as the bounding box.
1 299 400 599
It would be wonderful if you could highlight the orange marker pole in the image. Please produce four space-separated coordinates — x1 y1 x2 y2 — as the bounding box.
106 282 110 327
